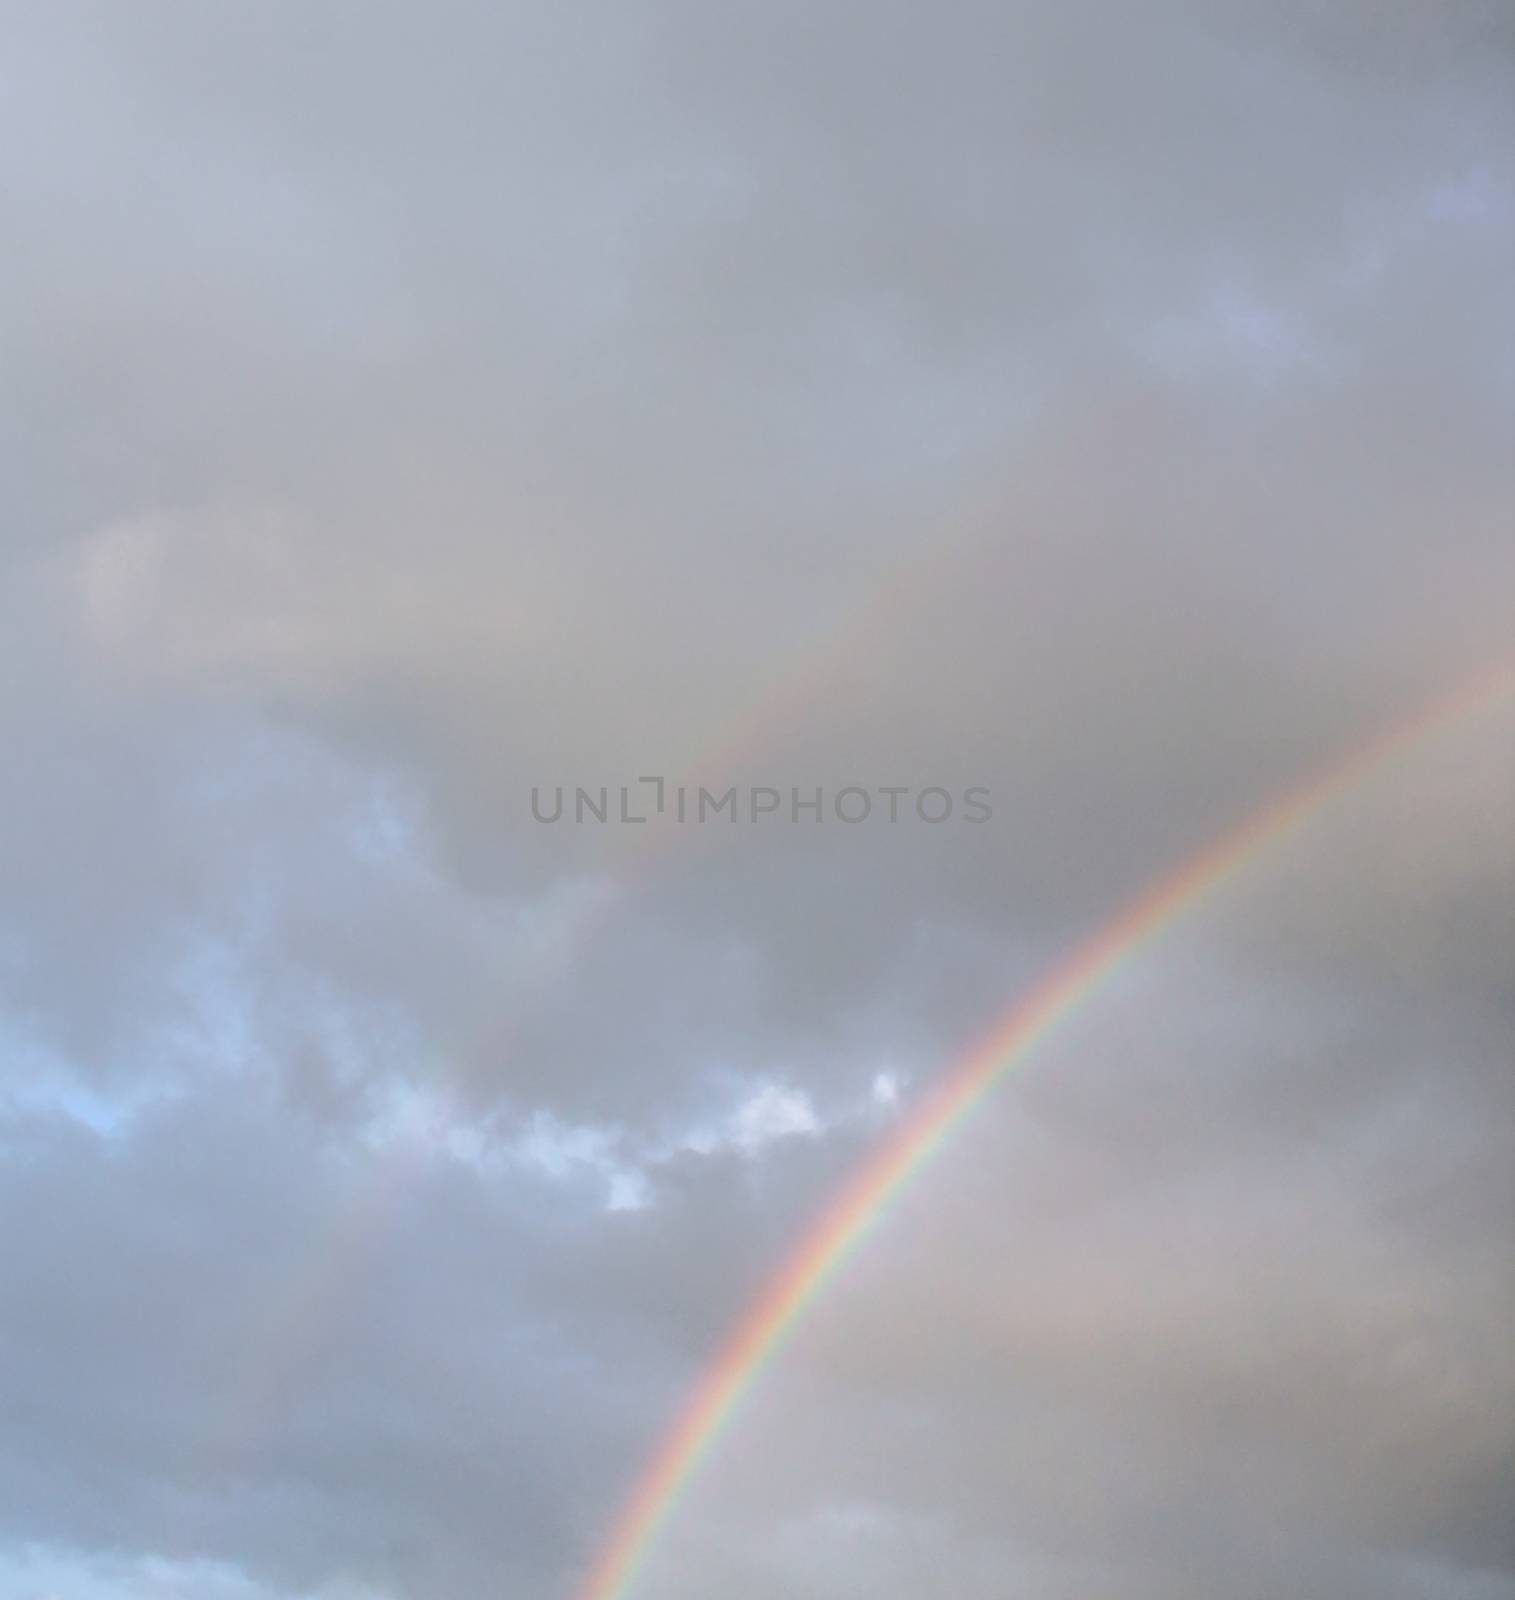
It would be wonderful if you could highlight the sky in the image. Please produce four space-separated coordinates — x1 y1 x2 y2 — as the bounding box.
1 3 1512 1598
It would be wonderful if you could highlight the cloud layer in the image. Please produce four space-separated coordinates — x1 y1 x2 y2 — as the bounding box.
1 4 1511 1598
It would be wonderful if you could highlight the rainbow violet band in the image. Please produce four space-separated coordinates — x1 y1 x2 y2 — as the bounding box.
578 659 1514 1600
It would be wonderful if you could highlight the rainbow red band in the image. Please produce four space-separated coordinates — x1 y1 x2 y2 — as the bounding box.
578 660 1515 1600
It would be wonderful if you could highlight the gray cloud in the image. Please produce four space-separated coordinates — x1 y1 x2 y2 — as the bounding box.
1 2 1511 1597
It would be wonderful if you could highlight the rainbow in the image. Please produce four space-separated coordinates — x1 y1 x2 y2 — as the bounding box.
578 659 1514 1600
204 497 1018 1473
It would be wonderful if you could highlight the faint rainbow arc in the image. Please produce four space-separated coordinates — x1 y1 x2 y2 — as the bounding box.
578 657 1515 1600
201 508 979 1475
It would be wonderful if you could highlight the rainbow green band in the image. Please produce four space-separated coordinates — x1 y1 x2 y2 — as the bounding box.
578 660 1514 1600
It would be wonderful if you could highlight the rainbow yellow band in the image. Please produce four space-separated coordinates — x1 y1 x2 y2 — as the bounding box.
578 660 1514 1600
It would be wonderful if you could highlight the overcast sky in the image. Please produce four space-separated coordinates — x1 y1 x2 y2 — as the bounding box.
2 4 1513 1598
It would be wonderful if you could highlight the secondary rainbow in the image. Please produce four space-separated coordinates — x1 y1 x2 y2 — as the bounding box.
578 659 1514 1600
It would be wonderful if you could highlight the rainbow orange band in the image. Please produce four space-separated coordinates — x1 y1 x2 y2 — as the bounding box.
578 660 1514 1600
